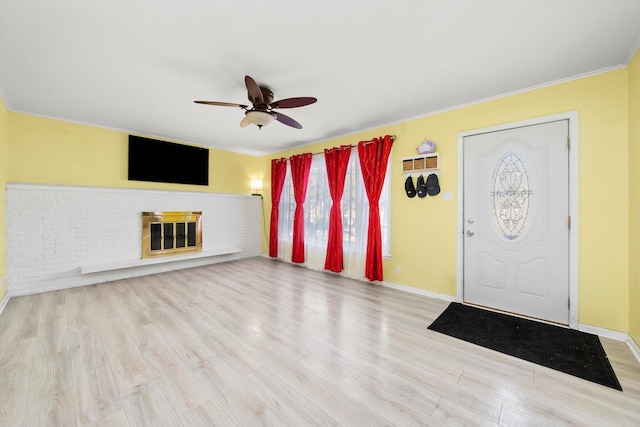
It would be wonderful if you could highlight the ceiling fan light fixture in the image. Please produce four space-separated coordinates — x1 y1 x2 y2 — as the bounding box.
245 110 275 129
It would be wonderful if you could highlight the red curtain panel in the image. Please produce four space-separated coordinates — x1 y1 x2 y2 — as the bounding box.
358 135 394 281
290 153 312 263
269 158 287 257
324 145 352 272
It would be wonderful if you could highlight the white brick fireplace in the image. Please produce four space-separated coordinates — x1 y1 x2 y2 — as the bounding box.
5 184 262 296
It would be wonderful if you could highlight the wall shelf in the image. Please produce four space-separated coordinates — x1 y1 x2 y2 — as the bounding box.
80 248 241 274
401 152 440 178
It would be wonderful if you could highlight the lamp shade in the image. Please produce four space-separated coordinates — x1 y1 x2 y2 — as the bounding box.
251 179 263 191
245 111 275 128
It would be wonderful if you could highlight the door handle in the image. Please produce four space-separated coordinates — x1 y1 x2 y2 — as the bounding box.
467 230 475 237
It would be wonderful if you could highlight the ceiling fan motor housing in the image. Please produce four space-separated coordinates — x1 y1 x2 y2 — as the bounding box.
254 87 274 105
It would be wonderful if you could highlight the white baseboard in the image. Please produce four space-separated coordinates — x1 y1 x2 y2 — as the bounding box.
578 323 628 341
627 335 640 365
577 323 640 365
0 294 9 317
262 255 458 303
380 280 456 302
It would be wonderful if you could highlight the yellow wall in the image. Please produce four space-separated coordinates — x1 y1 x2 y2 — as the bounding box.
265 68 631 332
629 48 640 345
7 112 263 194
0 97 8 301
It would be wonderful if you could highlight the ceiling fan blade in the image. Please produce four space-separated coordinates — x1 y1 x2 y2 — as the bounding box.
240 116 252 127
244 75 263 104
194 101 248 109
270 97 317 109
274 111 303 129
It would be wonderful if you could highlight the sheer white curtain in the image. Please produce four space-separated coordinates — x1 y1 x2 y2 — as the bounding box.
278 162 294 262
278 149 391 280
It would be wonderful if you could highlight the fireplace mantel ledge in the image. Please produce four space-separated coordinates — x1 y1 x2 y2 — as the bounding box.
80 248 242 274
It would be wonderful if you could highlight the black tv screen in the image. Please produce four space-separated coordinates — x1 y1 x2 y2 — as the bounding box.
128 135 209 186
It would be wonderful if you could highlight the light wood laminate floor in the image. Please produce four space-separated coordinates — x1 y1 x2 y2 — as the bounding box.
1 256 639 426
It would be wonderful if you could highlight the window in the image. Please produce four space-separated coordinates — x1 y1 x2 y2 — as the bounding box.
491 151 533 241
278 149 391 279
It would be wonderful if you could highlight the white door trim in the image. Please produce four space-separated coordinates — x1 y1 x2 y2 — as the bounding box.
456 112 579 329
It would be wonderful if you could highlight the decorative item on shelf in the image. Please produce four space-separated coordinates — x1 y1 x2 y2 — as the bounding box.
251 179 263 196
401 152 440 177
417 139 436 154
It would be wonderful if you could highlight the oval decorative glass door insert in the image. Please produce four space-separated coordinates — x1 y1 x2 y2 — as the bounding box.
491 151 533 240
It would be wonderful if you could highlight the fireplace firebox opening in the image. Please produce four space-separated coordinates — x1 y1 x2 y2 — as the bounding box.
142 211 202 259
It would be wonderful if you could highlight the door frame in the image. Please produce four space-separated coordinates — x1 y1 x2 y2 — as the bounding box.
456 112 579 328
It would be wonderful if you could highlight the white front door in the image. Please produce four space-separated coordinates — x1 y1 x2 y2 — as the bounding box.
463 120 570 324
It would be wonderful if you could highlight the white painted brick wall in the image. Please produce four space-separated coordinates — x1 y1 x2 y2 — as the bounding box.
6 184 262 295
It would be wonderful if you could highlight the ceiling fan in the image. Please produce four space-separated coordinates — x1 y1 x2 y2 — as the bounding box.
194 75 317 129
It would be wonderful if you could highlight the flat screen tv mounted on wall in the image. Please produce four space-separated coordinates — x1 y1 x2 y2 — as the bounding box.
128 135 209 186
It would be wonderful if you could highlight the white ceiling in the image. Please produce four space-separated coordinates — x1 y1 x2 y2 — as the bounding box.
1 1 639 156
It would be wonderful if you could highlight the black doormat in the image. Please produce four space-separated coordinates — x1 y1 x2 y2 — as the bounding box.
427 303 622 391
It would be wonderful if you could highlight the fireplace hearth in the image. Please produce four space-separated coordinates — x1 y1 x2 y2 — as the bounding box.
142 211 202 258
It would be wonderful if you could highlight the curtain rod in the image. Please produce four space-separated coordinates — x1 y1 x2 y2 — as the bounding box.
272 135 396 161
307 135 396 156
